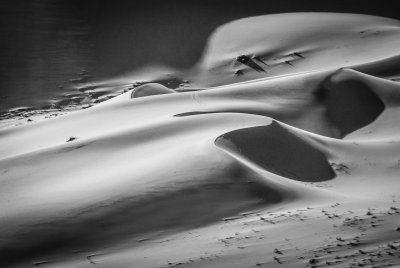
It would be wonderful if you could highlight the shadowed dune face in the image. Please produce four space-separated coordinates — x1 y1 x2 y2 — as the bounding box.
316 70 385 137
215 121 335 182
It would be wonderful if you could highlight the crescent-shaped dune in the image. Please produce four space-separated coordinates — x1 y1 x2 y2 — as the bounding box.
1 13 400 268
215 121 336 182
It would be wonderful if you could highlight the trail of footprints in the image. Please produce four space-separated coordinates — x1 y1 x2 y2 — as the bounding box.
211 203 399 268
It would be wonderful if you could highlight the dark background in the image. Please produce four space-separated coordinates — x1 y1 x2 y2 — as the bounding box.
0 0 398 111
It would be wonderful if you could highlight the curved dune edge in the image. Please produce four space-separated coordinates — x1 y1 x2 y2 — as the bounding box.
215 121 336 182
131 83 176 98
352 53 400 78
315 69 386 137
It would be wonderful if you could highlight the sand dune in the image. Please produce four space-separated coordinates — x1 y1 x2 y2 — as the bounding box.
131 83 176 98
316 69 386 137
216 121 336 182
1 13 400 268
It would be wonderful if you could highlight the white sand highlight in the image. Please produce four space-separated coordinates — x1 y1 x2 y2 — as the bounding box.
1 13 400 268
131 83 176 98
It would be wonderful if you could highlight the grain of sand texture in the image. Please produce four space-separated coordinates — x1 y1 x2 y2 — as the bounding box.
1 13 400 268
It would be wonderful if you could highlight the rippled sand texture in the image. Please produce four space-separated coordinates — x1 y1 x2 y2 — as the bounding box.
1 13 400 268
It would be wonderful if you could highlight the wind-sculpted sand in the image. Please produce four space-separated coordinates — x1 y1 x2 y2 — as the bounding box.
1 13 400 268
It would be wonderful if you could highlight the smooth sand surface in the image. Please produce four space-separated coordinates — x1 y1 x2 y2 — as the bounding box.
1 13 400 268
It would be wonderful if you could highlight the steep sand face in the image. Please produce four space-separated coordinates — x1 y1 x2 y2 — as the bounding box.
316 69 386 137
215 121 335 182
1 13 400 268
